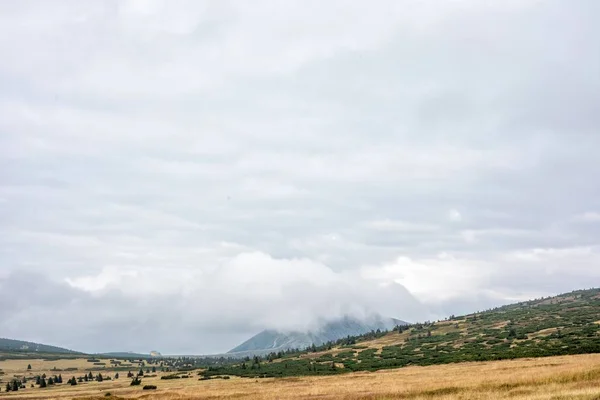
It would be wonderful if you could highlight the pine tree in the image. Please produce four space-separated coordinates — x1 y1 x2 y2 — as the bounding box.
27 364 32 370
114 373 119 379
40 377 47 388
6 383 11 392
57 374 63 384
84 374 88 382
88 372 93 380
127 371 133 378
138 368 144 376
36 376 41 385
48 377 54 385
70 377 77 386
97 373 103 382
152 366 156 373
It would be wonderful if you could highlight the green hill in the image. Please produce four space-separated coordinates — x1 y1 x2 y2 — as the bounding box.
0 338 80 354
203 288 600 378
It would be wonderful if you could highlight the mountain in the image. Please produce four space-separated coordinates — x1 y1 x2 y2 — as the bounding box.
205 288 600 378
0 338 80 354
228 315 406 356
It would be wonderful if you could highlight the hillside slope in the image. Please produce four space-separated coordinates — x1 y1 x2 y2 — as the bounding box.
228 315 405 356
0 338 79 354
204 288 600 377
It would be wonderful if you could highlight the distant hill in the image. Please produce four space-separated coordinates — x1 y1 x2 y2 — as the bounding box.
0 338 80 354
97 351 154 359
228 315 406 357
205 288 600 378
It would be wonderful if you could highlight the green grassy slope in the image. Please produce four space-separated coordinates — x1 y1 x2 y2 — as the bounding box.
203 288 600 378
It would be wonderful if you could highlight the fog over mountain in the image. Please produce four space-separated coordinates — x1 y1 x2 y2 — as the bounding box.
228 315 406 357
1 1 599 354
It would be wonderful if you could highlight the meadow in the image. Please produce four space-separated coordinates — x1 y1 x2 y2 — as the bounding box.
2 353 600 399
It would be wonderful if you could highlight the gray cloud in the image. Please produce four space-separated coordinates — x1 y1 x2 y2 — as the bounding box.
1 0 599 353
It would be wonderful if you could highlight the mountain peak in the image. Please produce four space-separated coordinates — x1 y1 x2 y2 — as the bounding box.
227 315 406 357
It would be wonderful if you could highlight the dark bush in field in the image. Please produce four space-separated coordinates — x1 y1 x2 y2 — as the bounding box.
130 377 142 386
160 374 182 380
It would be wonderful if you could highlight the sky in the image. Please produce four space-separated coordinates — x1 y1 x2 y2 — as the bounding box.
1 0 599 355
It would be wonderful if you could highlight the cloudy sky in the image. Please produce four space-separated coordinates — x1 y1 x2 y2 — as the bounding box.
1 0 599 354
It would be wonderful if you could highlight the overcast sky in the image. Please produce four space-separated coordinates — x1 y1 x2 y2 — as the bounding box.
1 0 599 355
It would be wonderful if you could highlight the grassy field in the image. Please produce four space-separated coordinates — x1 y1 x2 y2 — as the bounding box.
0 358 132 375
2 353 600 399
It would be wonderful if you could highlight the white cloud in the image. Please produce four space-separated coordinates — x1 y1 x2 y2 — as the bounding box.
361 255 490 303
66 267 139 292
573 212 600 222
365 219 439 232
448 209 462 222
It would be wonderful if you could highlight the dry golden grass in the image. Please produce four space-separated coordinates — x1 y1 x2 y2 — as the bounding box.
2 353 600 399
0 358 126 375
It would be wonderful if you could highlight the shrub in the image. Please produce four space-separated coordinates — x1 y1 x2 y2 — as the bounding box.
161 374 182 380
130 377 142 386
143 385 157 390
